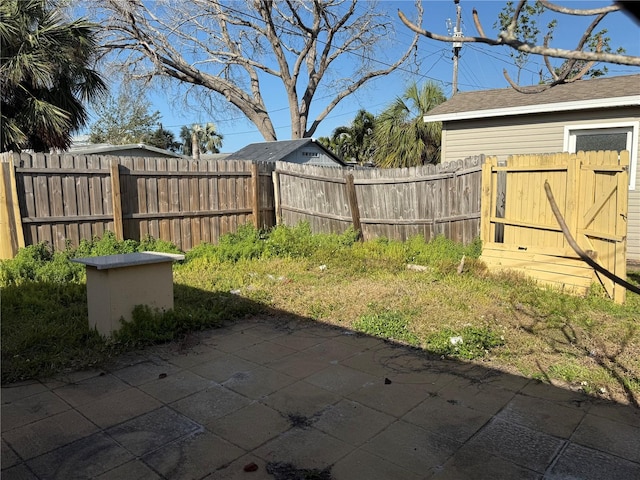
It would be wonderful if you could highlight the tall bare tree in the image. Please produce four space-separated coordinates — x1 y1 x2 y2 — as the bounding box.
94 0 422 141
398 1 639 93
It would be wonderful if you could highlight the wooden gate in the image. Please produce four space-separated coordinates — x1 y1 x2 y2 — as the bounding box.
481 151 629 303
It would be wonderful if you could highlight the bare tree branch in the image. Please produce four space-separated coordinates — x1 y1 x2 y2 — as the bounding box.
543 34 559 81
539 1 621 16
506 0 527 38
472 8 487 38
94 0 422 141
544 180 640 297
507 25 602 93
398 5 640 68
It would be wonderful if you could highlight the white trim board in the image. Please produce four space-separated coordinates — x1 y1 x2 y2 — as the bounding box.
563 121 639 190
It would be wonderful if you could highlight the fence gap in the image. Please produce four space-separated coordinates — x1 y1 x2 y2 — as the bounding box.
251 162 260 229
272 170 282 225
345 173 362 240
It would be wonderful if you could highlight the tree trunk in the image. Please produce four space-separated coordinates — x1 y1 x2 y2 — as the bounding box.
191 132 200 160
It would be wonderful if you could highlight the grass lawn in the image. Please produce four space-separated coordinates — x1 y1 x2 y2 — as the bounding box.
2 226 639 406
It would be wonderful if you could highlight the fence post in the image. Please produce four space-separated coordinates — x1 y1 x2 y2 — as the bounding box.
480 156 495 245
0 154 25 259
251 162 260 229
345 173 362 240
272 170 281 225
110 160 124 241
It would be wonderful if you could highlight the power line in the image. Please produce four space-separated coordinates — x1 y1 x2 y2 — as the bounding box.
465 44 545 77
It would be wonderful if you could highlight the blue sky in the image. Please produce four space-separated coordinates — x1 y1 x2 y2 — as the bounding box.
87 1 640 153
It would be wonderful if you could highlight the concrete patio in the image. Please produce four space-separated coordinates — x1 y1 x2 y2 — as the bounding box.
2 315 640 479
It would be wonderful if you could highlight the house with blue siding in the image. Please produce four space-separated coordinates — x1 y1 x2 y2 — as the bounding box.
225 138 345 167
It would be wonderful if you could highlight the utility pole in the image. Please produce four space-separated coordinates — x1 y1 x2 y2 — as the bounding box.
451 0 462 96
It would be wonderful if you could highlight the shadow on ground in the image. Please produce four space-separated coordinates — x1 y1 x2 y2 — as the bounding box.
2 284 640 479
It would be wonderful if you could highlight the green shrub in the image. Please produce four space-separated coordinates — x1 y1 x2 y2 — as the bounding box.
0 233 182 286
184 225 265 263
0 243 51 284
0 243 84 285
215 224 266 261
184 242 219 262
265 222 317 258
183 223 356 265
114 305 179 345
74 231 140 257
113 288 267 349
74 231 182 258
138 235 183 254
408 235 481 267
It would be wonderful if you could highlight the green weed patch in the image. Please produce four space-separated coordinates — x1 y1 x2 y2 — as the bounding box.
353 308 420 346
424 326 505 360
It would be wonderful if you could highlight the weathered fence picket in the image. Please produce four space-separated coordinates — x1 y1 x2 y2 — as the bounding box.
1 153 484 257
0 153 275 256
274 156 483 244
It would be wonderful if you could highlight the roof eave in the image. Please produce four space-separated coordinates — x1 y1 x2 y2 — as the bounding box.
68 143 186 158
423 95 640 123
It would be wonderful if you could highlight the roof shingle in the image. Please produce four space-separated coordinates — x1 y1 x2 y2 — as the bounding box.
424 74 640 119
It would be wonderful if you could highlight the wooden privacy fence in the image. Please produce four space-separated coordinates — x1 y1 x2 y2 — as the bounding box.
480 151 628 303
2 150 631 302
274 156 483 244
1 153 483 258
0 152 275 257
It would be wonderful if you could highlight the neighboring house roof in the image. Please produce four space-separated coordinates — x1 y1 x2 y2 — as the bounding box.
423 74 640 123
68 143 187 158
225 138 346 166
199 153 232 161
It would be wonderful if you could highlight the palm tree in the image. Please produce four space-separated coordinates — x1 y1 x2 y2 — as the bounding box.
144 124 181 152
1 0 106 152
331 109 376 164
319 110 376 164
372 82 445 168
180 123 223 159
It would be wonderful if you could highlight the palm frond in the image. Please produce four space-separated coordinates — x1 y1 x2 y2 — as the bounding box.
373 81 445 168
1 0 106 152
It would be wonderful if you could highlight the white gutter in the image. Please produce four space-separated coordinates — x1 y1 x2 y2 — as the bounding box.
423 95 640 123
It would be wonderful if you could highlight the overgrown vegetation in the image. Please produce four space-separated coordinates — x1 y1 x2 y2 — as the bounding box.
1 224 639 405
0 231 180 285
